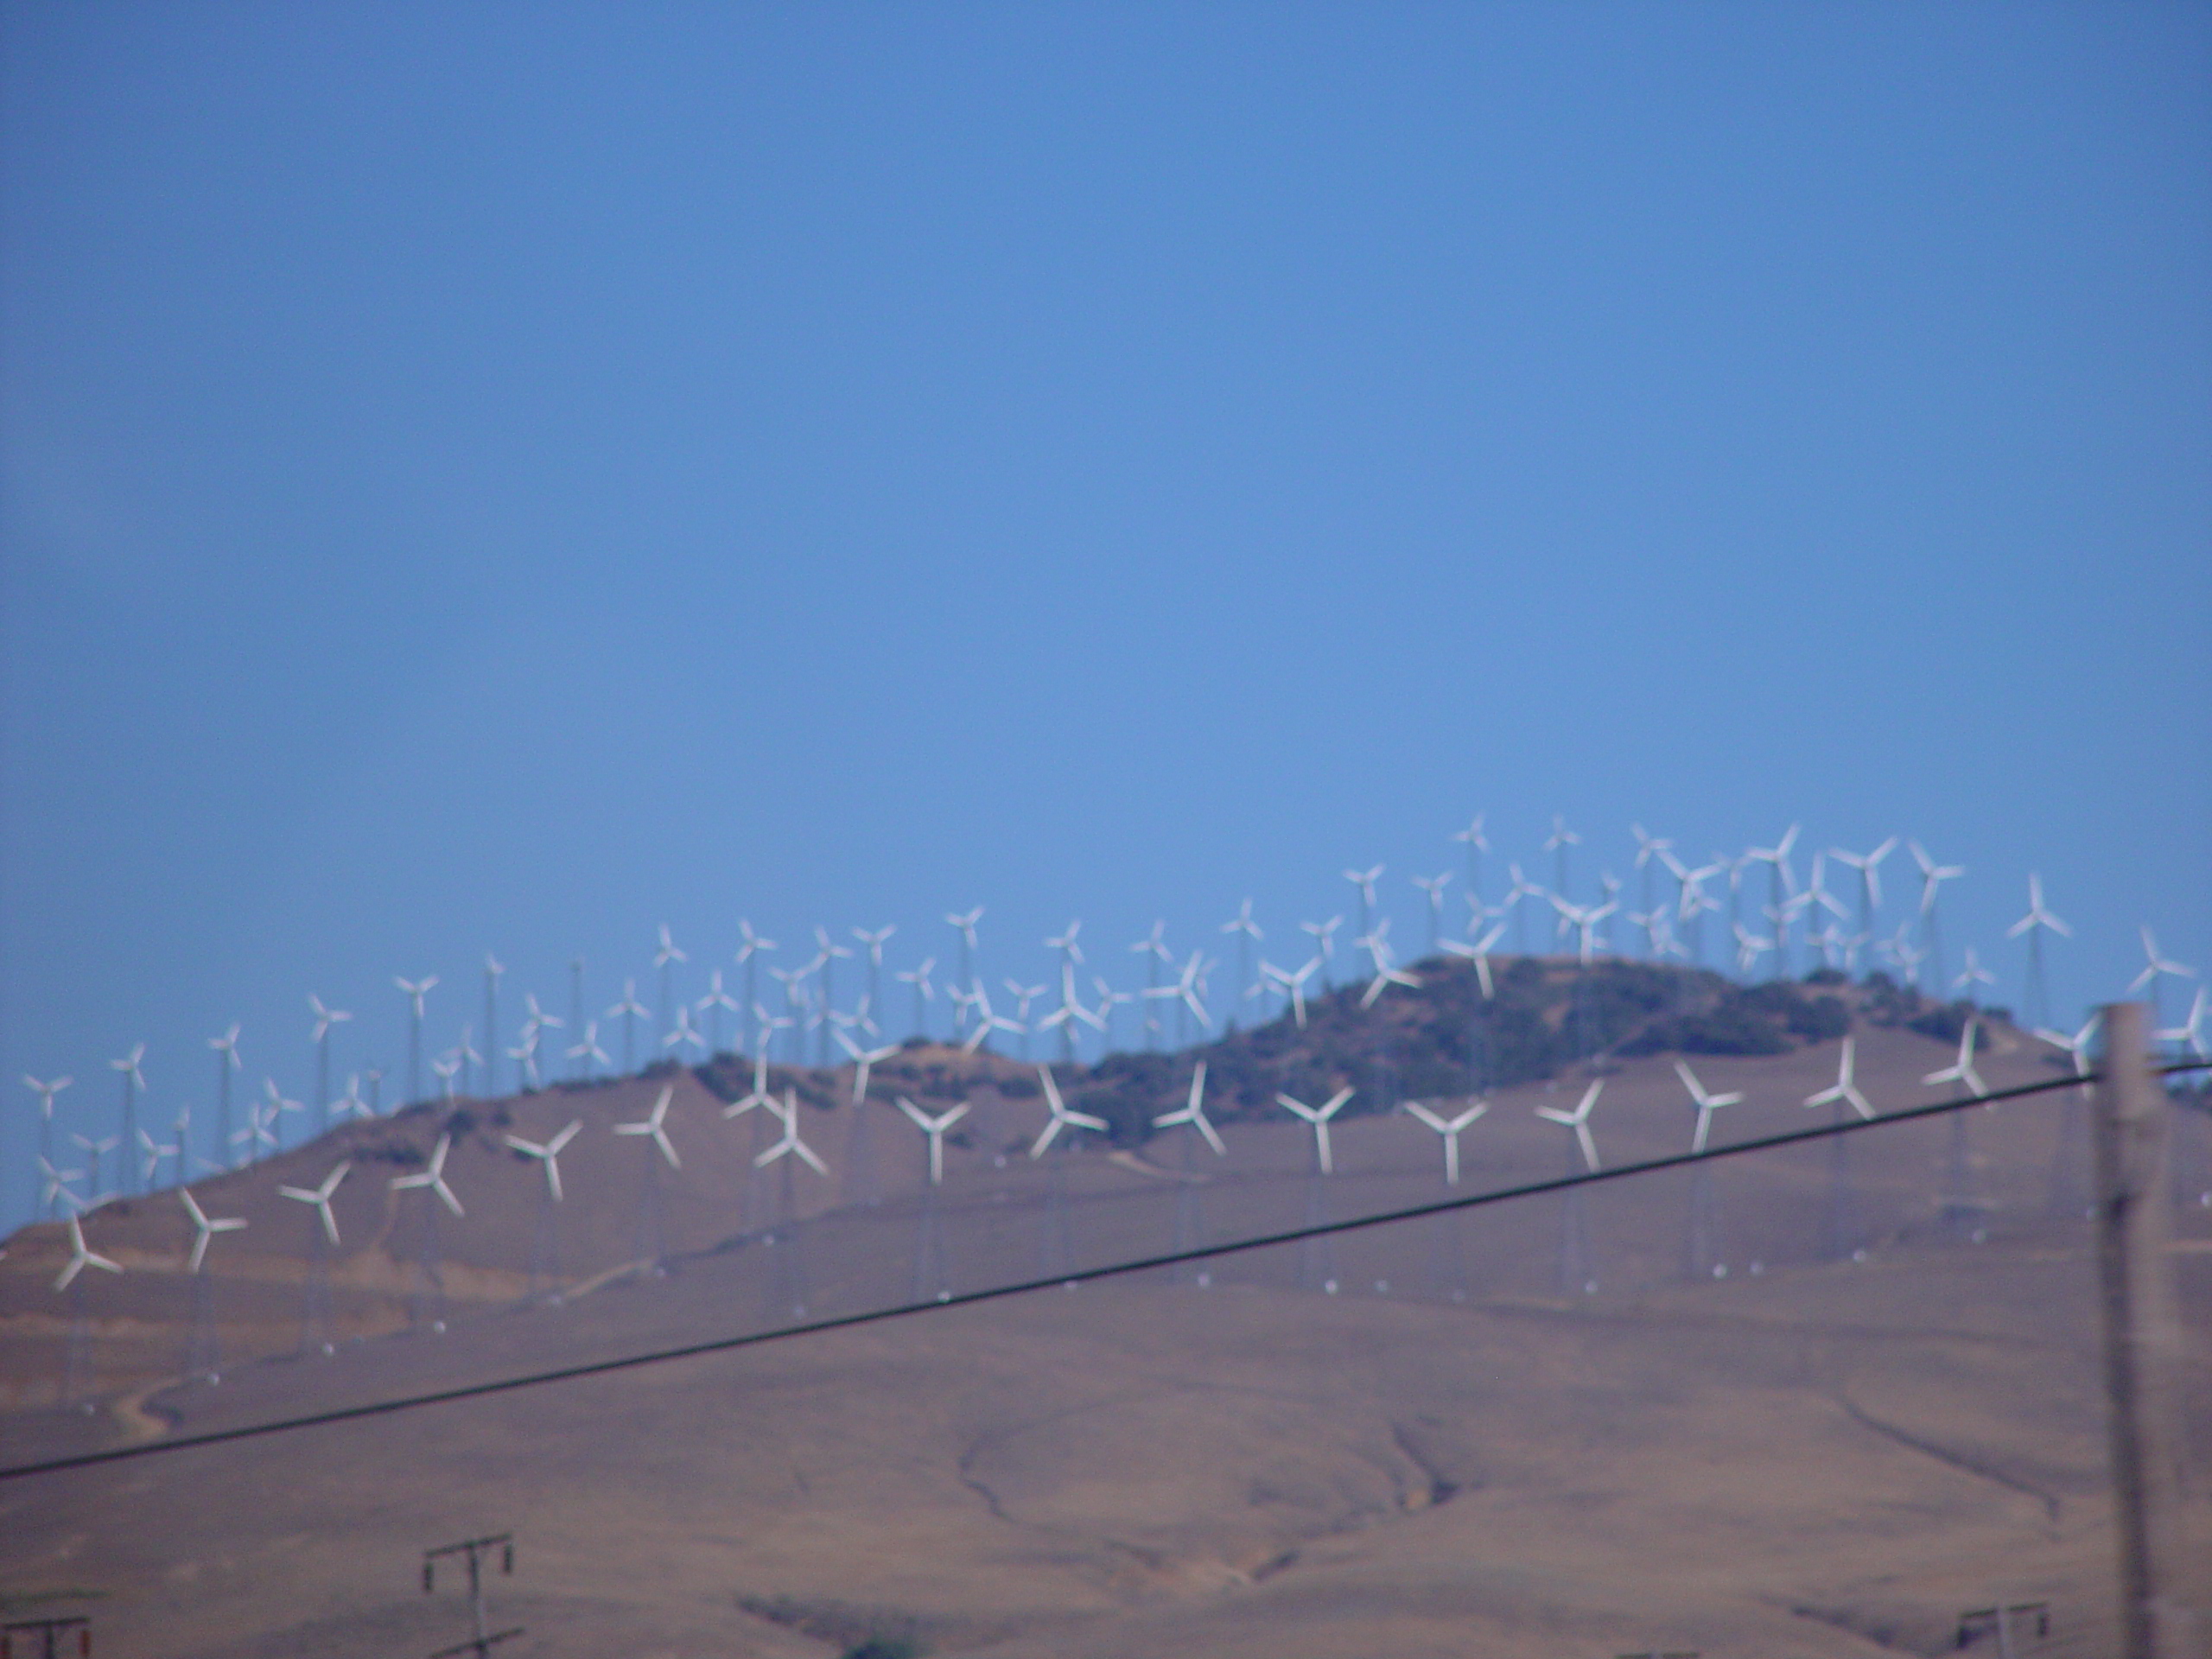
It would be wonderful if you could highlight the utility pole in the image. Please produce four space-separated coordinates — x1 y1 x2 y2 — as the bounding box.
2091 1002 2202 1659
422 1533 522 1659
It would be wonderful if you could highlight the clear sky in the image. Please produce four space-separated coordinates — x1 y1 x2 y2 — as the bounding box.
3 3 2207 1223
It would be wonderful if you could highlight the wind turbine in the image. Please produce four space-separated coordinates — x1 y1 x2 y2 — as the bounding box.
945 908 984 1035
1153 1062 1223 1276
896 957 937 1042
1670 1063 1740 1279
1405 1098 1486 1185
1536 1078 1604 1294
690 971 739 1059
37 1156 86 1217
809 926 854 1066
209 1025 241 1169
842 924 892 1036
392 1132 465 1217
1926 1016 1988 1232
261 1077 302 1153
71 1133 119 1201
1828 838 1898 961
1537 1078 1604 1173
1260 957 1319 1028
617 1085 681 1169
1953 945 1996 1001
1218 905 1260 1030
1031 1066 1109 1157
1154 1061 1225 1156
606 980 652 1075
653 925 689 1047
663 1003 706 1062
2005 874 2071 1030
109 1044 146 1195
54 1212 122 1294
279 1160 351 1244
1411 873 1452 952
722 1053 777 1122
481 955 505 1097
755 1090 829 1175
1129 921 1171 1049
507 1027 542 1091
2126 926 2196 1028
1501 863 1544 957
395 976 439 1105
136 1127 179 1191
505 1118 582 1294
960 983 1024 1057
735 922 778 1039
1745 825 1800 979
1343 865 1384 955
431 1055 461 1103
1452 814 1489 915
1908 842 1965 992
2158 986 2209 1062
1274 1087 1354 1176
22 1075 71 1216
1356 922 1420 1008
1004 980 1048 1059
1675 1062 1745 1154
1805 1035 1875 1261
1630 825 1675 956
1732 920 1775 977
179 1187 245 1375
307 995 353 1137
896 1096 969 1186
567 1020 610 1080
1300 916 1343 992
1543 817 1580 909
1031 1067 1107 1279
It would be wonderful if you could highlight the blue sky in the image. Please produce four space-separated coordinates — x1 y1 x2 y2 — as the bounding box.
3 3 2207 1220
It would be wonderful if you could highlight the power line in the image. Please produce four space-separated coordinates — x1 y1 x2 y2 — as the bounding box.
2 1058 2202 1484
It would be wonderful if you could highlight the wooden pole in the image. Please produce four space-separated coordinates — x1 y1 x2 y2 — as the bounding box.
2091 1002 2201 1659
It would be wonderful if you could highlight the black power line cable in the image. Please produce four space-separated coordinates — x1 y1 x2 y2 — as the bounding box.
2 1058 2203 1484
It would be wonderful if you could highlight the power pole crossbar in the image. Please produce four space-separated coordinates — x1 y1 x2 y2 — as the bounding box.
422 1532 519 1659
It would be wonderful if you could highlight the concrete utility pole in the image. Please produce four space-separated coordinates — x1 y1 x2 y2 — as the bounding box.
2091 1003 2202 1659
422 1533 522 1659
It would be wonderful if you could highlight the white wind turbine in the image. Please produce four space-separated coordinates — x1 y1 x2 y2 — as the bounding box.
735 922 778 1040
1732 920 1774 977
37 1156 86 1218
54 1212 122 1294
1630 825 1676 956
1501 863 1545 956
694 971 741 1058
1300 916 1343 991
1260 957 1320 1028
1219 905 1261 1029
2036 1008 2102 1218
1154 1061 1226 1156
897 1096 969 1186
261 1077 302 1154
1536 1078 1604 1173
507 1027 542 1091
1357 921 1420 1008
616 1085 681 1168
1675 1061 1745 1154
1129 920 1171 1048
2005 874 2071 1029
1274 1087 1354 1176
431 1056 461 1102
1923 1016 1987 1098
722 1053 777 1122
1452 813 1489 915
1745 824 1800 978
663 1003 706 1062
71 1133 119 1202
280 1160 352 1245
180 1187 247 1273
1032 1066 1109 1158
1343 865 1384 955
2127 926 2196 1028
1806 1037 1874 1122
23 1074 71 1215
308 995 353 1137
136 1126 179 1191
606 980 652 1074
1828 838 1898 962
809 926 855 1067
391 1133 465 1217
505 1119 582 1201
945 907 984 1034
1537 1077 1604 1294
959 983 1025 1057
1806 1035 1873 1259
1405 1098 1486 1185
1908 841 1965 991
395 976 439 1104
2158 986 2209 1062
1954 945 1997 1001
1543 817 1581 908
653 924 689 1048
852 925 897 1033
567 1020 610 1080
1003 979 1048 1058
208 1027 242 1169
109 1044 146 1195
835 1028 899 1103
897 957 937 1042
1442 925 1513 1000
1411 873 1453 952
755 1090 830 1175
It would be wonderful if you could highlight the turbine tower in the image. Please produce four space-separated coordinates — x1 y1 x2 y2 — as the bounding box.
1277 1087 1353 1292
482 955 505 1098
1543 817 1580 910
1410 873 1452 953
1535 1079 1603 1294
1674 1064 1739 1280
1343 865 1383 957
1452 813 1489 917
1907 842 1965 993
852 925 897 1034
944 908 983 1036
1804 1038 1875 1262
1033 1066 1108 1279
1218 905 1260 1032
897 1095 969 1301
208 1026 241 1171
1153 1063 1224 1280
896 957 936 1042
606 980 652 1075
22 1075 72 1217
735 922 778 1041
